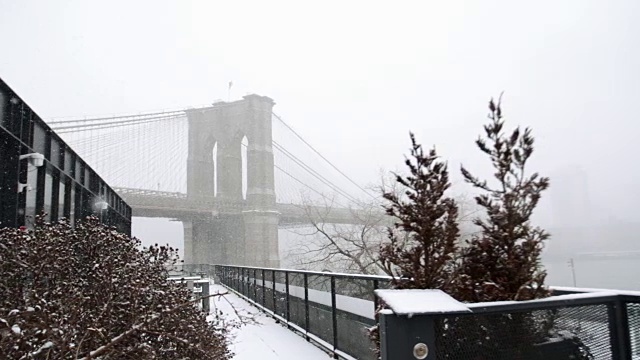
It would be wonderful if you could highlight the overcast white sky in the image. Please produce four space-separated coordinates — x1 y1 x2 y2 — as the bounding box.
2 0 639 233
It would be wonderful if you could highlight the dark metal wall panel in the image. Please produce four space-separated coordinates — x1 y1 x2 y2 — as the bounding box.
0 77 132 234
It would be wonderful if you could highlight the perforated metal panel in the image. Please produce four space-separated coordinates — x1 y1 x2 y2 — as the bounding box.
628 302 640 358
435 304 611 360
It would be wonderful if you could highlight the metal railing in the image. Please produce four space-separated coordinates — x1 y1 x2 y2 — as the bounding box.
171 264 640 360
378 290 640 360
185 264 390 360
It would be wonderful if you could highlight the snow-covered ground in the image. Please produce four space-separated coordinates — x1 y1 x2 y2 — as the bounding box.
208 284 330 360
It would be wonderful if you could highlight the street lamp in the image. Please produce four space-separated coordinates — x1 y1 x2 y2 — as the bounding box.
17 152 44 193
95 200 108 223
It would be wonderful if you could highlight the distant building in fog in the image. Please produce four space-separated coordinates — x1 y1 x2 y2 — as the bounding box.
550 165 591 229
544 165 595 257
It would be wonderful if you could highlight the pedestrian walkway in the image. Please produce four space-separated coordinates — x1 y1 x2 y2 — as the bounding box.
208 284 330 360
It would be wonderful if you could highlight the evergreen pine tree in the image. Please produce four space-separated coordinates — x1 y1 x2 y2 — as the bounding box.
458 96 550 302
379 132 461 291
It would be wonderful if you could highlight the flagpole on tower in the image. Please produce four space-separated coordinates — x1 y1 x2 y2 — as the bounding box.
228 81 233 102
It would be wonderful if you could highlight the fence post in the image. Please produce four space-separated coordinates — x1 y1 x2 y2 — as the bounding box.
233 267 237 290
285 271 291 327
376 289 471 360
253 268 257 301
607 299 632 360
222 266 226 285
379 311 437 360
304 272 310 341
373 279 380 310
261 269 266 308
272 269 277 314
242 267 246 296
244 267 248 297
331 275 338 358
235 267 239 291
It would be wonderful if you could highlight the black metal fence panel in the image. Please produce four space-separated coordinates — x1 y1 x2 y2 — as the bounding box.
176 265 640 360
214 265 391 359
435 304 612 359
628 302 640 358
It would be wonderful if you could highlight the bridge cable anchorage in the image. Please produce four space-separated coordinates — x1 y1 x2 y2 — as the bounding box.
272 112 378 201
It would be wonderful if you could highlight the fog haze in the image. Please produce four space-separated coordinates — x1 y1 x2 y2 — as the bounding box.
2 0 639 287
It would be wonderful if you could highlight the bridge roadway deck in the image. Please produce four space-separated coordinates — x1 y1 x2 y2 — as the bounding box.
115 187 385 226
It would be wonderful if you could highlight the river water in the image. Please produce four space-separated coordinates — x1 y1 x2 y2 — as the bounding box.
544 257 640 291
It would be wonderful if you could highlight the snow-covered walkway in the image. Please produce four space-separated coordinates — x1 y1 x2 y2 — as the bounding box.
209 284 330 360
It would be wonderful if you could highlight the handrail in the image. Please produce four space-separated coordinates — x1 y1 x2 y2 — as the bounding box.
213 263 393 281
178 264 640 360
465 291 638 315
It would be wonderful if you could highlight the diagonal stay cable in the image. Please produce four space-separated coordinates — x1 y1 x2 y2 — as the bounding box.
272 112 376 201
239 141 348 207
272 141 360 205
273 163 348 208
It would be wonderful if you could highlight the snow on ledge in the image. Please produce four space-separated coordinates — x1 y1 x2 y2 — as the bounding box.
466 290 623 310
551 286 640 297
375 289 471 316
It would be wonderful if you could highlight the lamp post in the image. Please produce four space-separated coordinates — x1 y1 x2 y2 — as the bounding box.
568 258 577 287
95 200 108 224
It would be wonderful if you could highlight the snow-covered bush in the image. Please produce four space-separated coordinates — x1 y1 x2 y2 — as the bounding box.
0 217 231 359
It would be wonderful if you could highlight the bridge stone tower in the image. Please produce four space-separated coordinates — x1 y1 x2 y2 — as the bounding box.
183 95 279 268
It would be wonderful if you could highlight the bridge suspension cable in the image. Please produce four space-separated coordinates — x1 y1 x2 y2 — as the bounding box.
50 105 372 209
47 109 186 125
271 141 361 205
53 114 186 133
272 112 377 201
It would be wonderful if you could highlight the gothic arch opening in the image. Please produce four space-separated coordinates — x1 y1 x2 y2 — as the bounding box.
211 142 218 197
241 135 248 200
